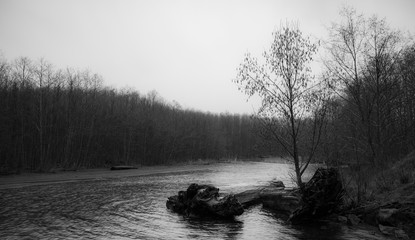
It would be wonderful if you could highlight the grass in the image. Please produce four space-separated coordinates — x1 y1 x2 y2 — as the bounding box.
337 151 415 207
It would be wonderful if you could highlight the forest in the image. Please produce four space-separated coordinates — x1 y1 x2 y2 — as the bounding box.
0 58 271 173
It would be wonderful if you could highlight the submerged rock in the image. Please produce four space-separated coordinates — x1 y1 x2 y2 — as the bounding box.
166 183 244 218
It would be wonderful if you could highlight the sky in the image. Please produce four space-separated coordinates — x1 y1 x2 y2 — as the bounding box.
1 0 414 114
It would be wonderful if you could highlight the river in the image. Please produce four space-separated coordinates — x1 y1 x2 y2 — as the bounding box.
0 161 387 239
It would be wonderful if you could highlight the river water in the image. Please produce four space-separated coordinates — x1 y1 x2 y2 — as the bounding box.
0 162 386 239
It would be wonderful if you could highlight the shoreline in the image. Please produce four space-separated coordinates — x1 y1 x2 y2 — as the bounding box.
2 161 413 238
0 163 219 190
0 157 292 190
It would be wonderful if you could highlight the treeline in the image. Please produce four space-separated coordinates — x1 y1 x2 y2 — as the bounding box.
0 57 266 173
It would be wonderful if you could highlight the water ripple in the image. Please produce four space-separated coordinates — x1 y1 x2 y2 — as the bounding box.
0 162 387 239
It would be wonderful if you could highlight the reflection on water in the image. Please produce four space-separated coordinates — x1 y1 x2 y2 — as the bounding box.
0 162 386 239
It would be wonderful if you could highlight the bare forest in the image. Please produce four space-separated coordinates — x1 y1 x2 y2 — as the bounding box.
0 58 271 173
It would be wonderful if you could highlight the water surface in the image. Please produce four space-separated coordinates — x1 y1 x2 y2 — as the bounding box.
0 162 386 239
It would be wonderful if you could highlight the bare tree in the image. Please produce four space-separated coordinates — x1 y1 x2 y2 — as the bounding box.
323 7 414 203
325 7 407 166
234 24 325 188
33 58 53 170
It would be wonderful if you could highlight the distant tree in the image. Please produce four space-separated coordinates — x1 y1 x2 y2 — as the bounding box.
234 24 326 188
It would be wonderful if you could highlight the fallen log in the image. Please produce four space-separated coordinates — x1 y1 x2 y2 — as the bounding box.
235 182 301 215
167 168 344 223
260 189 301 214
236 168 344 223
166 183 244 218
234 189 262 208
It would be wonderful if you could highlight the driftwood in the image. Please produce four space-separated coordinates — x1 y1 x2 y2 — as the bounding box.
234 189 262 208
166 183 244 218
236 168 344 223
260 189 301 214
235 181 301 215
167 168 344 223
110 165 138 170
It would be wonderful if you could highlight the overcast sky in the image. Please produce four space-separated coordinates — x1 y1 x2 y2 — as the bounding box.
1 0 414 114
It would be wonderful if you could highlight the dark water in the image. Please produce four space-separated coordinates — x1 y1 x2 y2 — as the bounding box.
0 162 386 239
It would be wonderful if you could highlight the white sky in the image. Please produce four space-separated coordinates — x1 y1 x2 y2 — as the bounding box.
1 0 414 114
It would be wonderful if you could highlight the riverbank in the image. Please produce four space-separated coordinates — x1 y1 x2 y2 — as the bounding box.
1 161 386 240
350 183 415 239
0 163 218 190
0 157 289 190
338 151 415 239
233 160 415 240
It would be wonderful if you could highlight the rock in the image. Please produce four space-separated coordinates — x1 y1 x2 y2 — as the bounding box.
347 214 361 226
377 208 399 226
376 208 414 227
378 224 396 236
358 204 380 226
338 215 348 223
166 183 244 218
289 168 344 224
395 229 409 239
270 180 285 189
